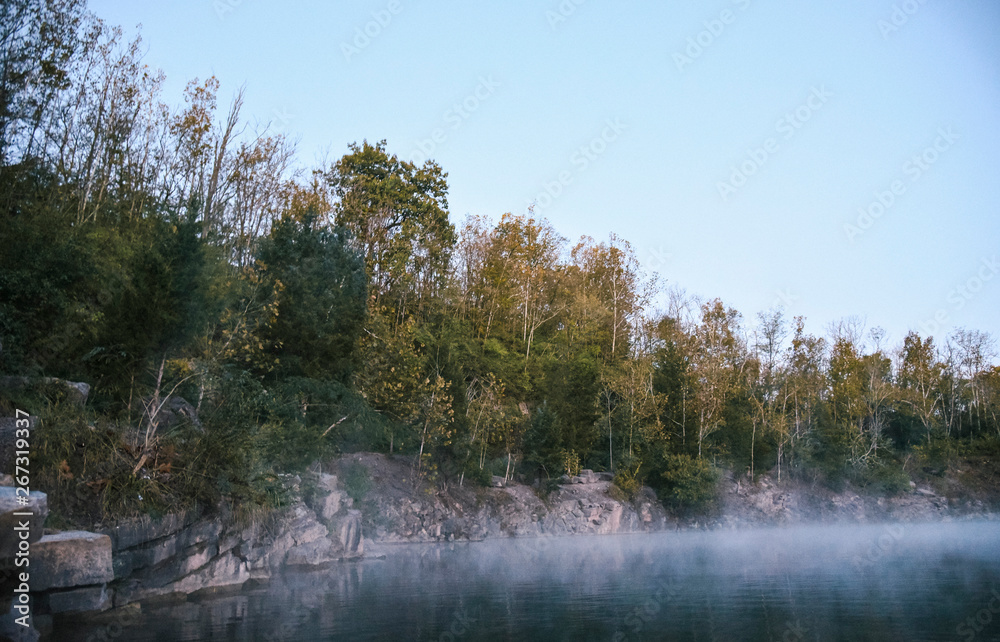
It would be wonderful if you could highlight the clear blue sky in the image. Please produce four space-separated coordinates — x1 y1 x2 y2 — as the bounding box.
90 0 1000 350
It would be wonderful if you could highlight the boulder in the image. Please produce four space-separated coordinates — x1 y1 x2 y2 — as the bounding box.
0 376 90 407
260 504 338 571
285 539 337 567
31 531 113 592
0 488 47 560
309 474 348 522
144 395 202 432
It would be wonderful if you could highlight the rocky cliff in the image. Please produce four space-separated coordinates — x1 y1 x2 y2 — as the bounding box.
336 453 669 550
0 473 363 640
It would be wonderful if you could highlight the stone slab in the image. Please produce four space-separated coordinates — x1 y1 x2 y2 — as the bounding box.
31 531 113 592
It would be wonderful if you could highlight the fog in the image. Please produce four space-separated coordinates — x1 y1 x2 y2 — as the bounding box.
51 520 1000 641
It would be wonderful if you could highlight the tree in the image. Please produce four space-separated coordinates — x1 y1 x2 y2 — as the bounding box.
0 0 85 164
782 316 826 472
691 299 745 458
252 206 367 382
326 140 454 318
653 314 696 453
896 331 943 442
949 328 997 436
571 233 645 361
748 309 788 479
600 346 665 472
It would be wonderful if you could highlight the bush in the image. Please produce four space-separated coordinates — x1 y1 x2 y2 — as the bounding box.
560 449 581 477
913 433 955 475
658 453 719 513
854 459 911 496
612 457 643 500
342 460 372 502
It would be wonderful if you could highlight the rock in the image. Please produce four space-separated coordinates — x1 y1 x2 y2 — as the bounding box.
31 531 113 591
0 487 47 560
46 585 112 614
336 510 364 558
102 510 194 551
115 550 250 605
112 519 222 580
261 504 338 571
144 395 202 432
640 503 653 523
309 474 346 522
0 376 90 406
285 539 336 567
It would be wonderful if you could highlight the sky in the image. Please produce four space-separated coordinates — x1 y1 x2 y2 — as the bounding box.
89 0 1000 353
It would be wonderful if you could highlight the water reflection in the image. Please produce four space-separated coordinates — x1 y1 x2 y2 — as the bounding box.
47 521 1000 641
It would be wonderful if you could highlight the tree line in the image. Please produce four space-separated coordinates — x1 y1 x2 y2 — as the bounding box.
1 0 998 520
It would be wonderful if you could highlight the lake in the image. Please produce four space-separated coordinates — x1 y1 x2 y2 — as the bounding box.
48 520 1000 641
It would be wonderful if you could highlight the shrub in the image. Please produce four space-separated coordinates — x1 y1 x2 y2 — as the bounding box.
560 449 581 477
342 460 372 502
658 453 719 513
612 458 643 500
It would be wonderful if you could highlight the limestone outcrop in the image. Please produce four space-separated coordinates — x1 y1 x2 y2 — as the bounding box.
0 470 366 631
338 454 670 546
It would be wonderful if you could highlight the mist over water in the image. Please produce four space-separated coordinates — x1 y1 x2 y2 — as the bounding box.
53 521 1000 641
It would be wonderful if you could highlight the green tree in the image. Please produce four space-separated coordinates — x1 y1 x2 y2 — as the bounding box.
327 140 454 317
252 208 367 382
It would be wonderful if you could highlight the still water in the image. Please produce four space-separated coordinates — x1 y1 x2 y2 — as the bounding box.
50 521 1000 641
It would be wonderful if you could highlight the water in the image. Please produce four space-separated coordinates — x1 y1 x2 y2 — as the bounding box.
48 521 1000 641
